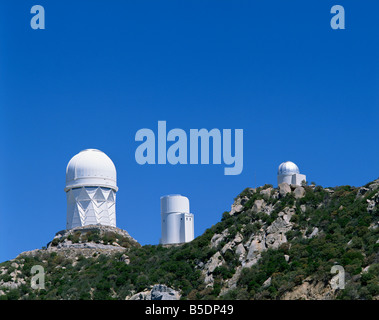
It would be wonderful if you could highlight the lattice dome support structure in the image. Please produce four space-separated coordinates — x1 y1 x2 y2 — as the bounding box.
66 186 116 229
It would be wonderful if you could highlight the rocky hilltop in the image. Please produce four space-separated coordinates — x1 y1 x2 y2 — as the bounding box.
21 224 140 259
0 179 378 300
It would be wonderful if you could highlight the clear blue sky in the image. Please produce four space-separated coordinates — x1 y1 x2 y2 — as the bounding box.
1 0 378 262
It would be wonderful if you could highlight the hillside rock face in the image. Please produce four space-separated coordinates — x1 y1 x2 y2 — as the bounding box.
201 185 300 294
203 180 379 299
204 198 296 293
281 277 337 300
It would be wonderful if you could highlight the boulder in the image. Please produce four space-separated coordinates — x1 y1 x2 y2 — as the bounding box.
128 290 151 300
369 182 379 192
265 215 293 249
220 232 243 254
278 183 291 198
128 284 180 300
281 207 296 223
150 284 181 300
294 186 305 199
229 196 248 215
210 229 229 249
308 227 319 239
119 254 130 264
252 199 266 213
262 277 272 288
266 232 287 249
263 203 275 215
271 190 280 200
260 188 272 199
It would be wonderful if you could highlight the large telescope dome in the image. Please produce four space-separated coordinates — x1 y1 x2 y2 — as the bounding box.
65 149 117 192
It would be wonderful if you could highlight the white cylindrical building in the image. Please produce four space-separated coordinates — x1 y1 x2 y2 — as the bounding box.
160 194 194 245
65 149 118 229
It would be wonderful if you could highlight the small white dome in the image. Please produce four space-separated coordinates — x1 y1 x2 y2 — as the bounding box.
65 149 117 191
278 161 300 175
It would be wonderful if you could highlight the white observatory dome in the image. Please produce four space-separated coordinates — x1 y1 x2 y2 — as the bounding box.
161 194 190 215
65 149 117 191
278 161 300 176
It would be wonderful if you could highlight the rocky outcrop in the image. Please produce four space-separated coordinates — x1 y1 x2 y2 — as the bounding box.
260 187 272 199
48 225 139 249
17 225 140 261
127 284 181 300
203 203 296 291
229 196 249 216
210 229 229 249
202 251 224 285
356 180 379 214
357 187 370 198
281 278 337 300
201 183 311 296
207 180 378 299
244 232 266 267
0 262 26 292
252 199 266 213
367 191 379 214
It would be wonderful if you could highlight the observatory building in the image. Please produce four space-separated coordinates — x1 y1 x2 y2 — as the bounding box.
65 149 118 230
277 161 306 186
160 194 194 245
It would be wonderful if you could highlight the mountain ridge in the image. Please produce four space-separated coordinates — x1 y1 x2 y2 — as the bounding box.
0 178 378 300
